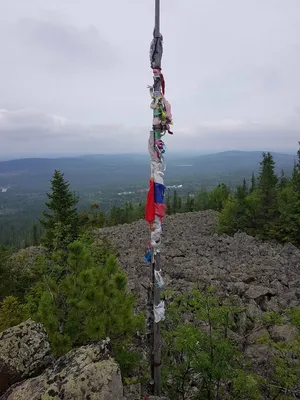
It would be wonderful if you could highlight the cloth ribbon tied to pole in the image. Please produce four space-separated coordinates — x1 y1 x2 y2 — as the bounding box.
144 0 174 395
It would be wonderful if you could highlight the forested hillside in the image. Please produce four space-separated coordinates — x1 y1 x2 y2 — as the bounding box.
0 147 300 398
0 150 295 248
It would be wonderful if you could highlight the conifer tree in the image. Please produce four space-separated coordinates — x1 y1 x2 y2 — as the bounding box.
40 170 79 252
279 169 288 188
166 190 172 215
27 239 144 374
250 171 256 193
257 152 278 233
32 224 39 246
276 143 300 245
0 296 28 332
194 189 210 211
177 195 182 212
292 144 300 193
208 183 230 211
172 190 179 214
185 195 195 212
235 179 248 201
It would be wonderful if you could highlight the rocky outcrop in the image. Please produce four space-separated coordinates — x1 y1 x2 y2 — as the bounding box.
2 341 123 400
0 319 51 395
94 211 300 377
94 211 300 316
0 322 124 400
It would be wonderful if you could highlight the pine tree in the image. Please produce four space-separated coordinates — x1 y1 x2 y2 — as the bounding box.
208 184 230 211
177 195 182 212
279 169 288 188
172 190 179 214
242 178 247 193
166 190 171 215
292 144 300 194
275 143 300 245
218 195 239 234
40 170 79 253
250 172 256 193
235 179 248 201
257 152 278 235
185 195 195 212
194 189 210 211
27 239 144 375
0 296 28 332
32 224 39 246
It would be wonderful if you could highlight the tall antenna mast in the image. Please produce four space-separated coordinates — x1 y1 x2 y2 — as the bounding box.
145 0 173 395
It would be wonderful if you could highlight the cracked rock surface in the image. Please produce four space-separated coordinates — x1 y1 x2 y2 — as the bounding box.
1 340 123 400
0 319 51 396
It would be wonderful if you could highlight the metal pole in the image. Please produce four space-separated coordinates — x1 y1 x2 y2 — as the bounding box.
152 0 162 396
146 0 173 395
155 0 160 37
152 256 162 396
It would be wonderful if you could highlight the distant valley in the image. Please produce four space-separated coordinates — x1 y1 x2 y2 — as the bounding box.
0 150 296 192
0 150 297 247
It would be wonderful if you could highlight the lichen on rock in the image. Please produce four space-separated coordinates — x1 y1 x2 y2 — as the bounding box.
0 319 51 396
1 341 124 400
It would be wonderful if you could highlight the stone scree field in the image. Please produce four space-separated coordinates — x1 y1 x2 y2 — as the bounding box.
95 210 300 384
95 210 300 315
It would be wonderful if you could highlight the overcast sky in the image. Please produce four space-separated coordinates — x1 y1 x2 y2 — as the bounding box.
1 0 300 159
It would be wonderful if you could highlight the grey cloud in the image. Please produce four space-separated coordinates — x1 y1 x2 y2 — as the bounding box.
15 18 118 70
0 109 145 156
1 109 299 158
0 0 300 158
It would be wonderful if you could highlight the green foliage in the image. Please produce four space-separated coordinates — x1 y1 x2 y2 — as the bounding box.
0 248 41 300
218 147 300 245
0 171 145 377
113 345 143 378
32 224 40 246
0 296 28 332
262 311 283 326
250 171 256 193
255 152 278 235
170 190 182 214
185 194 195 212
251 309 300 398
0 245 13 296
217 195 240 234
40 170 79 253
232 371 263 400
78 202 145 231
194 189 211 211
288 307 300 330
162 289 300 399
208 183 231 211
26 238 144 376
218 189 261 236
162 287 260 399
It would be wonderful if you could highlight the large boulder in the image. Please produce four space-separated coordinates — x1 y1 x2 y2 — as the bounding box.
1 341 124 400
0 319 51 395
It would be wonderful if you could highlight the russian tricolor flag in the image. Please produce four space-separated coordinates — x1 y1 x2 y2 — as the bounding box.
145 178 166 224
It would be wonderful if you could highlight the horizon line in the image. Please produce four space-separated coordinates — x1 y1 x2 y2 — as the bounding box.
0 148 297 162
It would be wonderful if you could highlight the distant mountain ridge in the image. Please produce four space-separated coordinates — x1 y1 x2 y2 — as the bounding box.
0 150 296 191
